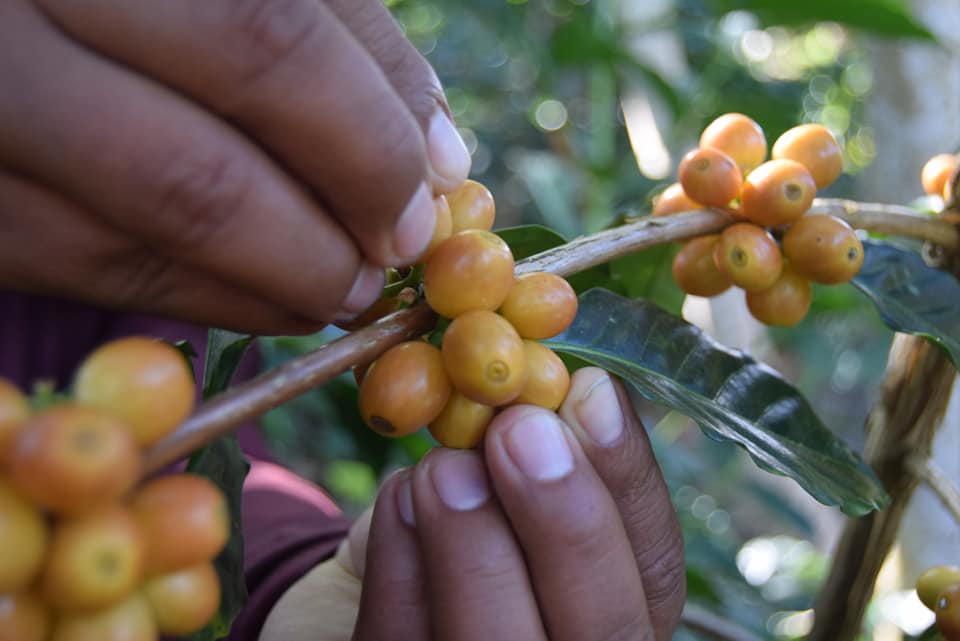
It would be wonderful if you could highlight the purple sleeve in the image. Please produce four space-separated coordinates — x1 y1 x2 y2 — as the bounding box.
0 292 351 639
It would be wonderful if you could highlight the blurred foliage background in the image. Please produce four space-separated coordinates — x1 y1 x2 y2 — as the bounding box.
257 1 951 639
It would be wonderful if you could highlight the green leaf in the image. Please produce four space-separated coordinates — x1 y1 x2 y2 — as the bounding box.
495 224 616 294
608 243 685 316
186 330 255 641
496 224 567 260
544 289 888 516
711 0 935 40
852 241 960 369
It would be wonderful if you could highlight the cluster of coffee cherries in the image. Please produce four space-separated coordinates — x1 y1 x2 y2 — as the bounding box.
921 152 958 202
916 565 960 640
656 113 865 327
354 180 578 449
0 337 227 641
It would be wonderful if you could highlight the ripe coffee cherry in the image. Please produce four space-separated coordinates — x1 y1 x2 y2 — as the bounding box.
783 215 863 284
713 223 783 291
0 593 49 641
74 337 195 446
678 147 743 208
0 379 29 465
917 565 960 610
652 183 703 217
741 159 817 226
922 153 959 197
0 478 48 593
43 505 145 612
10 405 142 515
771 124 843 189
424 230 515 318
745 266 812 327
513 341 570 411
422 195 454 261
144 562 221 636
359 342 451 436
446 179 496 233
672 235 733 297
52 592 157 641
498 272 578 339
699 113 767 174
442 310 527 406
429 392 495 450
936 584 960 641
132 474 229 575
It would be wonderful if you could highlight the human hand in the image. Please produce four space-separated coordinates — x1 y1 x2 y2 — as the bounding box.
0 0 469 334
262 367 686 641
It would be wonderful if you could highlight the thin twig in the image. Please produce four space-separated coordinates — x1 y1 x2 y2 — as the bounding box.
680 603 767 641
142 200 959 472
907 455 960 527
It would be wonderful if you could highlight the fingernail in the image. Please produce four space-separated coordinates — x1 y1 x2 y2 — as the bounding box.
393 183 436 262
504 410 574 482
427 109 471 191
429 452 489 511
340 263 384 317
396 475 416 527
575 373 624 447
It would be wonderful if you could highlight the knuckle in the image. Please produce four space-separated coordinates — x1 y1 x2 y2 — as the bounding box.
227 0 318 86
148 149 251 251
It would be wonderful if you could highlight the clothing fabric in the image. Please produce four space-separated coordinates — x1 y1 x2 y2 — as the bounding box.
0 292 350 640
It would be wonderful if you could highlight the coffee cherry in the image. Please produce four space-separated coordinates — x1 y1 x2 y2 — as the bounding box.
741 159 817 226
678 148 743 208
498 272 578 339
917 565 960 610
446 179 496 233
783 215 863 284
144 562 221 636
699 113 767 175
74 337 195 446
671 235 733 297
713 223 783 291
10 405 141 515
652 183 703 217
771 124 843 189
43 505 145 612
0 593 49 641
0 478 48 593
421 195 454 262
513 341 570 411
132 474 229 576
52 592 157 641
429 392 495 450
0 379 29 465
745 266 812 327
359 342 451 436
936 584 960 641
922 154 959 197
442 310 527 406
424 230 515 318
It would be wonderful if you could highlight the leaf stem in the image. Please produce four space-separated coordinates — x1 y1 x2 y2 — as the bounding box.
906 455 960 527
142 200 959 473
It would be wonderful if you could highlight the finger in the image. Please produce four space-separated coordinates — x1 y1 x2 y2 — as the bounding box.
35 0 441 264
322 0 471 192
559 368 686 641
411 449 546 641
484 406 652 641
0 170 320 335
353 471 431 641
0 1 382 325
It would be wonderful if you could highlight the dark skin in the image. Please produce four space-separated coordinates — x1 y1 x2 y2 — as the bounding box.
1 2 685 638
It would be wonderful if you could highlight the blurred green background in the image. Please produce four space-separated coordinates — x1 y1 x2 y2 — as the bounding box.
257 2 954 639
